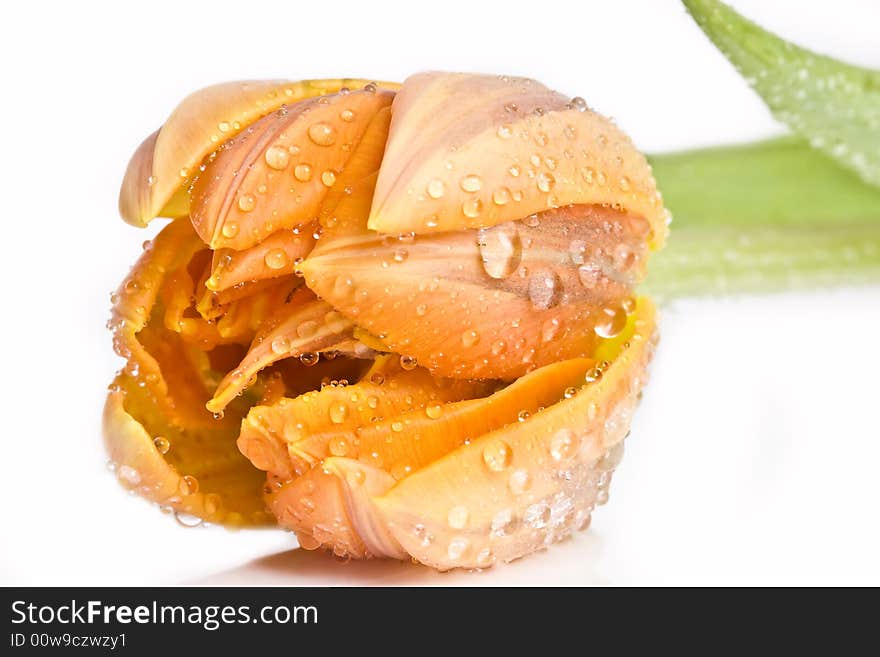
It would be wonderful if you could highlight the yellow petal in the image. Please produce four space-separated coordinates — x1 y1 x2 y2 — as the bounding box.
105 219 270 525
369 72 667 249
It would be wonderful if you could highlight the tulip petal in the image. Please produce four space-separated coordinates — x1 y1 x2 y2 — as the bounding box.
119 79 394 227
207 229 316 292
274 299 656 564
369 72 667 249
302 203 648 379
189 88 394 250
237 355 498 481
105 219 271 525
206 288 359 413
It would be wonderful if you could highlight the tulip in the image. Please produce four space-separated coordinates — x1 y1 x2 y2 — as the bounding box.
105 72 666 569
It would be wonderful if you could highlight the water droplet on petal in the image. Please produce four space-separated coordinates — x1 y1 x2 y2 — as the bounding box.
426 403 443 419
153 436 170 454
265 145 290 170
427 179 446 199
294 164 313 182
594 304 627 338
550 428 579 461
447 537 469 560
300 352 319 366
460 175 482 193
447 505 469 529
482 439 512 472
264 249 289 270
329 403 348 424
478 222 522 279
399 354 418 370
462 198 483 219
461 329 480 348
537 172 555 193
308 122 336 146
528 270 561 309
271 336 291 354
508 468 531 495
237 194 256 212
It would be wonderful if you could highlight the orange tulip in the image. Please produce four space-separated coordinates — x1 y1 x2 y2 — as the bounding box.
105 73 666 569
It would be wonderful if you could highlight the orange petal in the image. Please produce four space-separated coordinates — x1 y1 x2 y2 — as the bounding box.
271 299 656 564
206 288 357 413
308 357 598 482
119 79 394 227
317 106 392 230
302 203 648 379
369 72 667 249
238 355 498 481
189 88 395 250
207 229 316 292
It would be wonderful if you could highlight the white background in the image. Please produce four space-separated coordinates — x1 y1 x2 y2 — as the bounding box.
1 0 878 585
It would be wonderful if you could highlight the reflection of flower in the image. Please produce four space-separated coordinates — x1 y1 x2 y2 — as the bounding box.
106 72 665 569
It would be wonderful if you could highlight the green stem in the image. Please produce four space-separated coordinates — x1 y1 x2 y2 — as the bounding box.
644 138 880 298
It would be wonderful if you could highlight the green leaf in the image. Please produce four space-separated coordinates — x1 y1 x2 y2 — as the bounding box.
645 138 880 298
683 0 880 188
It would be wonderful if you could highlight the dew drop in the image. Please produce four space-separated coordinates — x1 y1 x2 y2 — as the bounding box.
537 172 556 193
550 428 579 461
461 329 480 348
271 336 291 355
497 124 513 139
180 475 199 495
237 194 256 212
476 547 495 567
399 354 418 370
221 222 240 239
541 318 560 342
339 108 356 122
300 352 319 366
426 403 443 419
508 468 531 495
294 164 313 182
462 198 483 219
594 304 627 339
477 222 522 279
329 403 348 424
491 509 517 536
491 340 507 356
265 145 290 170
528 269 561 310
482 439 512 472
524 503 550 529
264 248 289 270
297 320 318 338
321 170 337 187
447 537 469 561
175 512 204 528
308 122 336 146
460 174 482 193
153 436 170 455
426 178 446 199
492 186 512 206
